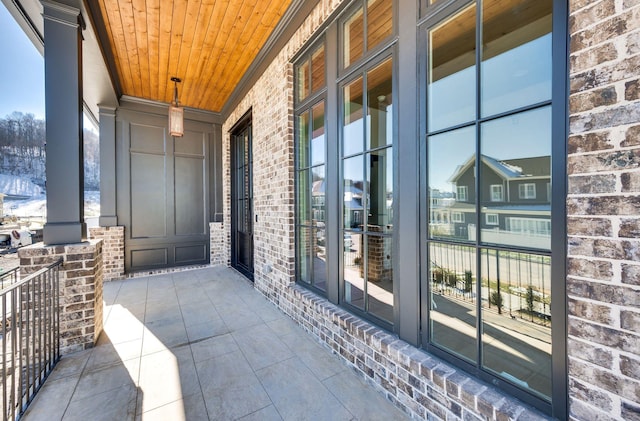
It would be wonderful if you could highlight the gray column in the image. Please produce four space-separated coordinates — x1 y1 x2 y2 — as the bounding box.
99 106 117 226
325 23 339 304
396 0 419 344
42 0 85 244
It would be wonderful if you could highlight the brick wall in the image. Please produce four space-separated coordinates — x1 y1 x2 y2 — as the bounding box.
18 240 104 354
220 0 640 419
209 222 228 266
278 285 549 420
567 1 640 419
220 0 555 419
89 226 124 281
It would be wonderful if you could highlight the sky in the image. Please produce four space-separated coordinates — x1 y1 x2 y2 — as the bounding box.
0 4 45 119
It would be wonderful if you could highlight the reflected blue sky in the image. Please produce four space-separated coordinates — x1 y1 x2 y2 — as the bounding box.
428 33 552 192
0 5 45 119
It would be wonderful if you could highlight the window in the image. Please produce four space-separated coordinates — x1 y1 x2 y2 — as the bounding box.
341 0 395 327
456 185 468 202
507 217 551 236
295 41 327 293
294 0 396 329
490 184 503 202
342 56 395 327
342 0 393 68
486 213 498 225
425 0 559 412
519 183 536 199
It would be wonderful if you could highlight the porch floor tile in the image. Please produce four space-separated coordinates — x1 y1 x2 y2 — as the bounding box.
21 266 410 421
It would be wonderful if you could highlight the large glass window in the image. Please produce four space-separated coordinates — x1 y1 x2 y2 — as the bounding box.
425 0 554 406
295 42 327 293
343 56 394 326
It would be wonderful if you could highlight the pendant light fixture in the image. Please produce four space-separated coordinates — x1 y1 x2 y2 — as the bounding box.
168 77 184 137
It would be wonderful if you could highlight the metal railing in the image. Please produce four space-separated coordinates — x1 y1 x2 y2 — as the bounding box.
0 268 20 290
1 259 62 421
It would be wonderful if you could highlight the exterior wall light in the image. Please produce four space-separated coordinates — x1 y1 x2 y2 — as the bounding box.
168 76 184 137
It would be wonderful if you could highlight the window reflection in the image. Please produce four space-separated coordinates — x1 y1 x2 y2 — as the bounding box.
344 156 364 230
342 56 394 325
428 126 475 241
297 226 311 284
297 111 309 168
480 107 551 250
367 149 393 232
314 225 327 292
344 77 364 156
296 60 310 103
480 249 551 399
296 169 310 226
367 0 392 52
312 166 326 226
311 102 325 166
428 5 476 131
425 0 555 402
344 7 364 68
481 0 552 116
430 242 477 363
367 58 393 150
345 231 364 310
311 45 325 93
367 235 393 323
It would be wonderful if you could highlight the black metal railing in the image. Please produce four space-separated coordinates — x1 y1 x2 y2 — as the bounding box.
1 259 62 421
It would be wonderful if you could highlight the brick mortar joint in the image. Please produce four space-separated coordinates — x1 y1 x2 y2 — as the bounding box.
281 283 538 419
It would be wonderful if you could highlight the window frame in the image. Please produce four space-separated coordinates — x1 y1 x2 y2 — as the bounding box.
294 37 328 296
519 183 537 200
451 211 464 223
418 0 568 417
456 185 468 202
490 184 503 202
339 0 397 73
485 213 499 226
338 47 398 331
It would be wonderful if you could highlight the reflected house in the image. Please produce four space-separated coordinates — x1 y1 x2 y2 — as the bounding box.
311 179 327 224
447 154 551 249
342 180 364 230
428 189 456 236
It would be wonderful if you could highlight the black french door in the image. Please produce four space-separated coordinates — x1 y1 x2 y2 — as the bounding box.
231 117 254 280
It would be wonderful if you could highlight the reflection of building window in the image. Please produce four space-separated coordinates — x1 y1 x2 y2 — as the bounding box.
452 212 464 223
519 183 536 199
456 186 468 201
486 213 498 225
547 182 551 201
490 184 503 201
507 217 551 235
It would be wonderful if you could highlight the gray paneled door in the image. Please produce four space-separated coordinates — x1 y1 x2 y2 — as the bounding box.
231 118 254 280
118 112 211 272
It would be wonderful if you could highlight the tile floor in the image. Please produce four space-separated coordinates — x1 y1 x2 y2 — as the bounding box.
21 266 409 421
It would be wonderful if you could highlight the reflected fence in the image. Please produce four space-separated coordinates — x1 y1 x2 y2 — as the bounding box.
430 243 551 325
1 259 62 421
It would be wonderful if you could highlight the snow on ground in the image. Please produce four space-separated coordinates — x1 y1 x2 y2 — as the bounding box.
1 190 101 270
4 190 100 219
0 174 43 197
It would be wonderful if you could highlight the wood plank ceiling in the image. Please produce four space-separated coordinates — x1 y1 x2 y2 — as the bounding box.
96 0 294 113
